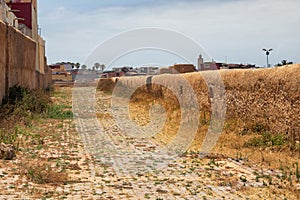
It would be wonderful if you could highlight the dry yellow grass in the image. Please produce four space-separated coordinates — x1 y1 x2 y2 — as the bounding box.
129 86 181 146
97 78 118 92
19 160 68 185
99 64 299 158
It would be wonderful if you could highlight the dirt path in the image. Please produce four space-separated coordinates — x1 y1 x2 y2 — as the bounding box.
0 86 298 199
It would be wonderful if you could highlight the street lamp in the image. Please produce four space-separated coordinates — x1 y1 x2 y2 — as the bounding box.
262 48 273 68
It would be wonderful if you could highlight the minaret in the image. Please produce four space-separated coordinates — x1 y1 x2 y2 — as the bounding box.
197 54 204 71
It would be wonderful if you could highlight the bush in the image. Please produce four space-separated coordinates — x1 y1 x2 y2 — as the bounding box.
244 133 286 147
1 85 50 118
1 85 73 121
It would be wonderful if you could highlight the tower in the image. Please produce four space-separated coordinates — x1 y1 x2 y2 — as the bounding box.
197 54 204 71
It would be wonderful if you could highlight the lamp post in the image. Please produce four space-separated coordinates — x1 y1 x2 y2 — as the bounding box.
262 48 273 68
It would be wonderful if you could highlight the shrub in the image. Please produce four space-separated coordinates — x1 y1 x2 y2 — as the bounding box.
1 85 50 120
1 85 73 122
244 133 286 147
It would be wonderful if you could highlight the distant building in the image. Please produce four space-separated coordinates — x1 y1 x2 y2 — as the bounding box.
198 55 221 71
104 67 146 77
197 54 256 71
159 68 174 74
112 67 124 73
171 64 195 73
49 63 73 75
138 66 159 75
101 71 125 78
197 54 204 71
62 63 73 72
49 64 66 75
124 71 142 77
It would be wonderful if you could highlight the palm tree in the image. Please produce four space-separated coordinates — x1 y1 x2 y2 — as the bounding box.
94 63 101 70
276 60 293 66
75 63 80 69
100 64 106 72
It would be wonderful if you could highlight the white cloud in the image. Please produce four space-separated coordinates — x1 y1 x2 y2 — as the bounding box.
39 0 300 66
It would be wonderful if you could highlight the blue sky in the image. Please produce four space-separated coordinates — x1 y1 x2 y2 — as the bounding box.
38 0 300 68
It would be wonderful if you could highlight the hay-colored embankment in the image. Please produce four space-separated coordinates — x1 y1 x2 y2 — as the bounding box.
98 65 300 138
97 78 118 92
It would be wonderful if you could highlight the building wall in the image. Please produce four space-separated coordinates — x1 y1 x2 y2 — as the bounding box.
138 67 159 75
37 34 45 74
159 68 174 74
5 20 36 90
6 1 40 72
0 20 51 104
0 20 6 104
0 0 18 28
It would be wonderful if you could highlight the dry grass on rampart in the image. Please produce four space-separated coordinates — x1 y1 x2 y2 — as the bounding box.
97 64 300 167
97 78 117 93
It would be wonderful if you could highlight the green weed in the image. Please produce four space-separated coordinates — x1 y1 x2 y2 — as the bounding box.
46 105 73 119
244 133 286 147
208 158 219 167
293 162 300 183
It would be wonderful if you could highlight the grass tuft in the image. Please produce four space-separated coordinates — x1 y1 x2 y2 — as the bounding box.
20 161 68 185
46 105 73 119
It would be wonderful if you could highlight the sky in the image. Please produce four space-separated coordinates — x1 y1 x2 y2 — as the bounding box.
38 0 300 68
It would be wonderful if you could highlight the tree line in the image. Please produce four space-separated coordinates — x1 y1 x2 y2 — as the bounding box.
55 62 106 71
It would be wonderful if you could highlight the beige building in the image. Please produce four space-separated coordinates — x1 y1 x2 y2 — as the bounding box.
4 0 46 75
